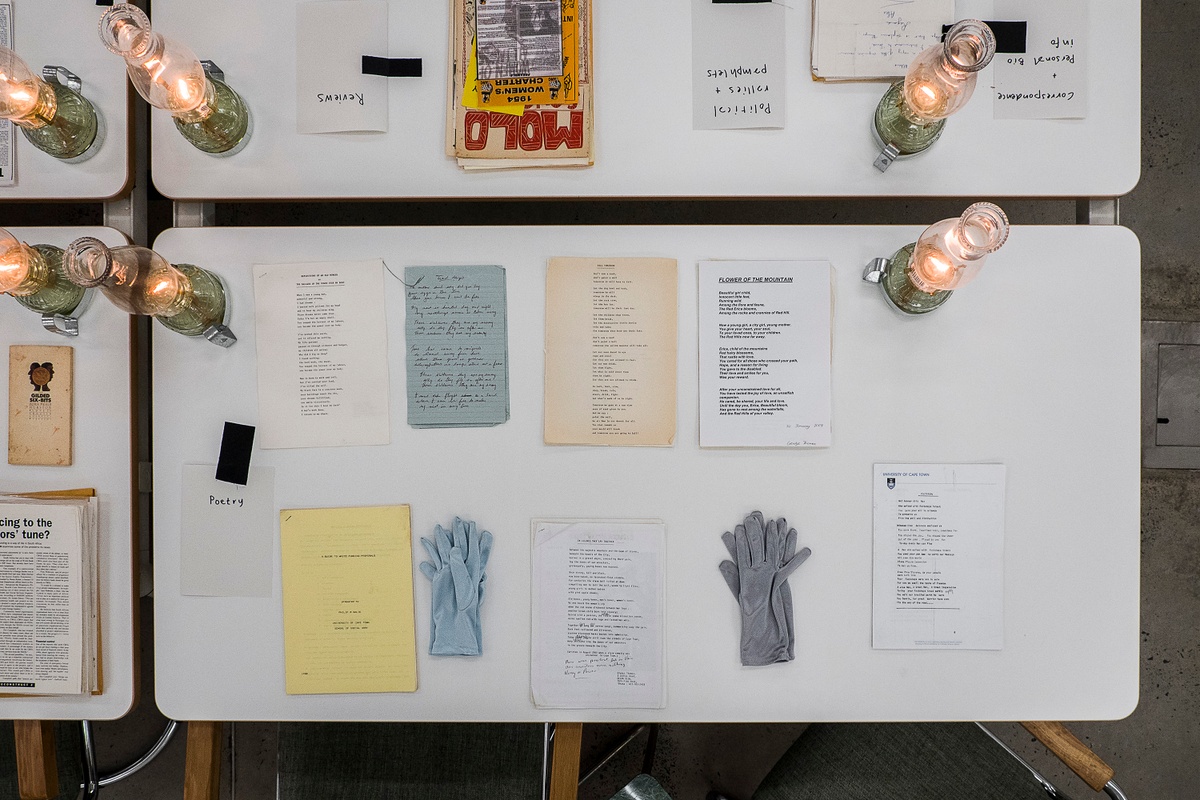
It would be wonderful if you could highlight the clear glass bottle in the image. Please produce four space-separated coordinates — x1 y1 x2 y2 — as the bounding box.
0 46 98 160
0 228 86 316
879 202 1009 314
98 4 250 155
873 20 996 158
63 237 229 339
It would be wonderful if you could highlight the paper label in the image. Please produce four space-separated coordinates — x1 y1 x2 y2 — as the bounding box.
993 0 1087 119
692 0 785 130
180 465 275 597
296 1 389 133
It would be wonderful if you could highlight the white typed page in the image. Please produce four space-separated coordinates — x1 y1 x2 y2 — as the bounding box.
254 260 391 449
699 260 832 447
872 464 1006 650
531 520 665 709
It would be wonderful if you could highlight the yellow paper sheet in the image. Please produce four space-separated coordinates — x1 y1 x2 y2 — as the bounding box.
281 505 417 695
462 40 525 117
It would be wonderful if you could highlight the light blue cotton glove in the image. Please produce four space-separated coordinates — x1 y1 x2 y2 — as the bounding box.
419 517 493 656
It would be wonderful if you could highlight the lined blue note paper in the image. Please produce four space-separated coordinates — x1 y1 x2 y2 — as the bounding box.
404 265 510 428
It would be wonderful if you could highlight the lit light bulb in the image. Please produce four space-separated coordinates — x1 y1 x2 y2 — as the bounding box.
0 47 44 122
0 228 40 296
904 80 948 120
872 20 996 170
99 4 250 155
0 227 88 326
863 202 1009 315
0 46 99 160
63 237 236 346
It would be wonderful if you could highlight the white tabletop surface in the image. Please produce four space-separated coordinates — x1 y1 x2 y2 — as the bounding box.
1 6 131 201
151 224 1139 723
148 0 1139 200
0 226 135 720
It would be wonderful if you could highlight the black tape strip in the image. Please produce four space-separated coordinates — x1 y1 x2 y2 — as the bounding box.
215 422 255 486
362 56 422 78
96 0 114 5
942 21 1027 54
712 0 771 3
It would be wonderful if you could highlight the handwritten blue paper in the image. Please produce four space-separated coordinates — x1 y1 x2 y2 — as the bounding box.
404 265 509 428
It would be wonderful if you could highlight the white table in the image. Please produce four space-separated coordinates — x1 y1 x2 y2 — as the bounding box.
152 224 1139 726
148 0 1139 200
0 8 131 201
0 226 136 721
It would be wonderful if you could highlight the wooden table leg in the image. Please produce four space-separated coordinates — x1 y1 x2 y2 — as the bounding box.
13 720 58 800
183 721 224 800
549 722 583 800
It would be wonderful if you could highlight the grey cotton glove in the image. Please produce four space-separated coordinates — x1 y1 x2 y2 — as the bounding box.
419 517 493 656
718 511 811 666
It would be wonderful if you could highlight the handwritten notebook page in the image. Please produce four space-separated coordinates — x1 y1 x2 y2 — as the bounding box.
281 505 417 694
404 265 510 427
811 0 953 81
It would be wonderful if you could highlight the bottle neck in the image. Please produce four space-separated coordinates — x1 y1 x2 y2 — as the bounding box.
10 80 58 130
120 29 165 68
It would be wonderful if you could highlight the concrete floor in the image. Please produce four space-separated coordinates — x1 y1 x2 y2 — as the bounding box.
8 0 1199 797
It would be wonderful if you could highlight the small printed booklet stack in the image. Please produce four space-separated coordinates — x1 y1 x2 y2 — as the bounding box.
0 492 101 696
447 0 594 169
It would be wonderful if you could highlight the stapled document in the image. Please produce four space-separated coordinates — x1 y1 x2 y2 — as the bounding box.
872 464 1006 650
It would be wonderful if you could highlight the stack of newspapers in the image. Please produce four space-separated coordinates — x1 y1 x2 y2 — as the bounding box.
447 0 594 169
0 492 100 696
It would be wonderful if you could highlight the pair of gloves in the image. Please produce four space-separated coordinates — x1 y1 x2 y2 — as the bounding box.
718 511 812 666
418 517 493 656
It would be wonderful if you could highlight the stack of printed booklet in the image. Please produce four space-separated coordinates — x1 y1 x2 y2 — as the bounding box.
0 492 101 696
447 0 594 169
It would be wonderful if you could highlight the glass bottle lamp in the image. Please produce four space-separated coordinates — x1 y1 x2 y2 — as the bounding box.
0 227 88 335
98 4 250 155
862 202 1009 315
63 237 237 347
872 20 996 172
0 46 99 161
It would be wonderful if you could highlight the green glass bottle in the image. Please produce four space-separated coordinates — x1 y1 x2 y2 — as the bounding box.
100 4 250 156
171 75 251 156
868 203 1010 315
63 237 236 347
0 229 87 318
0 48 98 161
873 20 995 167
